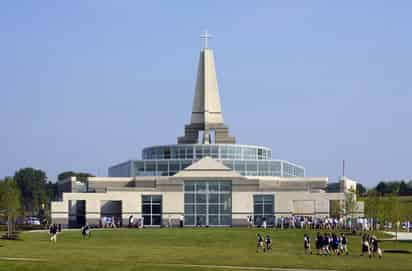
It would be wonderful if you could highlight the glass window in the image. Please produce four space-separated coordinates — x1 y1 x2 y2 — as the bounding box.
220 182 232 192
253 195 274 226
208 204 219 214
208 215 219 225
234 161 245 172
195 146 202 159
164 148 171 159
220 215 231 226
186 147 193 159
152 204 161 214
209 182 219 192
203 146 210 157
145 162 156 172
183 181 232 226
141 195 162 226
184 204 194 214
152 216 161 225
246 161 258 171
197 194 206 203
184 215 194 225
184 182 195 192
169 161 180 172
196 204 207 214
196 183 206 193
142 205 151 214
244 147 256 160
171 148 178 159
184 194 194 203
157 162 168 172
208 193 219 203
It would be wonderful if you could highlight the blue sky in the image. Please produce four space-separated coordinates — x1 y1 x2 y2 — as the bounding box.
1 1 411 186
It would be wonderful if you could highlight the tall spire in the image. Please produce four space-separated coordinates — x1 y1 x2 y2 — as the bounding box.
190 33 224 128
177 33 235 145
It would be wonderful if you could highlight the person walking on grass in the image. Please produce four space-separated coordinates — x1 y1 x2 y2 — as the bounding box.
256 233 264 253
361 234 370 257
371 236 382 259
304 233 311 255
315 232 322 255
82 223 91 239
323 233 331 255
49 224 57 243
339 233 348 256
265 235 272 252
331 233 339 255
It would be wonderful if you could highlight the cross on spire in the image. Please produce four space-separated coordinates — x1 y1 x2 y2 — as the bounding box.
200 30 212 49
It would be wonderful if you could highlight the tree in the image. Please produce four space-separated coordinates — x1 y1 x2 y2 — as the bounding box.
0 177 22 239
330 200 343 219
387 193 402 240
58 171 94 183
376 182 387 196
399 181 412 196
57 171 77 181
344 188 357 230
14 168 47 216
364 190 384 230
356 183 367 197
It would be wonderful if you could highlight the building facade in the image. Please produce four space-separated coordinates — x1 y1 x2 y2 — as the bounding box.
51 36 362 227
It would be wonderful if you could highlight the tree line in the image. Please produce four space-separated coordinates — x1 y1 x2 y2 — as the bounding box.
0 168 94 226
364 191 411 231
356 180 412 197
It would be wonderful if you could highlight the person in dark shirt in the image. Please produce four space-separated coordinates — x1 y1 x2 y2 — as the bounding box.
323 233 331 255
49 224 57 243
371 236 382 258
361 234 370 257
340 233 348 255
256 233 264 253
304 233 311 255
315 232 322 255
331 233 339 255
265 235 272 252
82 223 91 239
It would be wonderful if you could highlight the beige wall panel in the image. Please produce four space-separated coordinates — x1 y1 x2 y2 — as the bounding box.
293 200 315 214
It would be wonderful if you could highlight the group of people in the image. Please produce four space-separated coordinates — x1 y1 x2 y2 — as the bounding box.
256 233 272 253
313 232 349 256
361 234 382 258
255 231 383 258
101 216 120 228
249 215 392 232
128 216 144 228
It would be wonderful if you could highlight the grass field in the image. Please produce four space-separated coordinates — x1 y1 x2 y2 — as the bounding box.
399 196 412 210
0 228 411 271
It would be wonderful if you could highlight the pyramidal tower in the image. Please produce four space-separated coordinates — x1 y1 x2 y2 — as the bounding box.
178 32 236 144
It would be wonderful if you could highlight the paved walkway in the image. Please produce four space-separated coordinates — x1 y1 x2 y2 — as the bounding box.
385 231 412 240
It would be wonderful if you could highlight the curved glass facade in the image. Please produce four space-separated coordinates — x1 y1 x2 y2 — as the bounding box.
109 144 305 177
143 144 272 161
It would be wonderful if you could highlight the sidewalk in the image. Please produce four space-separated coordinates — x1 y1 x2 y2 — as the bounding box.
384 231 412 241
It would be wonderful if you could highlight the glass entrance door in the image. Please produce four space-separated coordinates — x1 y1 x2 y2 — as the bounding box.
253 195 274 226
142 195 162 226
184 181 232 226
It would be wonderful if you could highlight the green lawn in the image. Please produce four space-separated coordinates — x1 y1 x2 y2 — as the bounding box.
399 196 412 209
0 228 411 271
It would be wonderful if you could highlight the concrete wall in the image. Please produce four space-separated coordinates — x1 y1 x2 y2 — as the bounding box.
52 176 350 227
